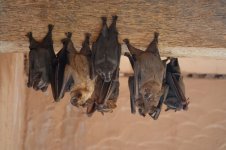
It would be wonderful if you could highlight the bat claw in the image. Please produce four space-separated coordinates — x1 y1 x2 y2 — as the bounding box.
154 32 159 39
101 16 107 24
26 32 32 38
48 24 54 31
85 33 91 39
65 32 72 39
123 39 130 44
112 15 118 21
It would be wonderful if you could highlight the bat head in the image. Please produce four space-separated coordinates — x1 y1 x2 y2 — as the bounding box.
139 82 162 115
70 90 90 107
96 64 115 82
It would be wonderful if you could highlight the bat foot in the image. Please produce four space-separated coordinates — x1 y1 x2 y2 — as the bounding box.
85 33 91 39
101 16 107 24
65 32 72 39
48 24 54 32
123 39 130 44
112 15 118 21
154 32 159 39
26 32 33 38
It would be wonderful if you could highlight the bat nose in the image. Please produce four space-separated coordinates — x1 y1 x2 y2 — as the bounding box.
70 97 79 107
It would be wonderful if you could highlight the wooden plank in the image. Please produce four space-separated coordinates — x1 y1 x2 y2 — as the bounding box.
1 0 226 58
0 53 25 150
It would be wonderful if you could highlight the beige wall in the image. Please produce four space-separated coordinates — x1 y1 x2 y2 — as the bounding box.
0 54 25 150
0 54 226 150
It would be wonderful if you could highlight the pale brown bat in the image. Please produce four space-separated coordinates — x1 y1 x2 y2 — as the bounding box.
56 32 95 106
124 32 167 118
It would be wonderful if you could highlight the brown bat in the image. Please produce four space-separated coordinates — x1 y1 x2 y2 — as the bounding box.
86 16 121 115
26 24 57 99
55 32 95 106
124 32 167 119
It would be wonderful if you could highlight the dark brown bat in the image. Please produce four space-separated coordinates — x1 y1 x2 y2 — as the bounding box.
124 32 167 119
26 24 57 98
92 15 121 82
55 32 95 106
86 16 121 115
163 58 189 111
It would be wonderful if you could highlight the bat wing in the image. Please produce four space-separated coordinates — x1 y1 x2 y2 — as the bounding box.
54 32 75 101
54 47 73 101
80 33 95 80
57 65 74 101
128 76 136 114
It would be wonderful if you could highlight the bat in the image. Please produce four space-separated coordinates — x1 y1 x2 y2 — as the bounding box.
124 32 167 119
163 58 189 111
26 24 57 99
55 32 95 106
86 16 121 115
92 15 121 82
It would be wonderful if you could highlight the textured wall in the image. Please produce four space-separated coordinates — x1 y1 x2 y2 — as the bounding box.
1 54 226 150
0 53 25 150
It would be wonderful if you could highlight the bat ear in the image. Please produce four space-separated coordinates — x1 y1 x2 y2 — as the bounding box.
26 32 38 49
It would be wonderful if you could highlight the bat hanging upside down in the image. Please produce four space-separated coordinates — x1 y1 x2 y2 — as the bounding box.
86 16 121 115
124 32 167 119
55 32 95 106
26 24 57 99
124 32 189 120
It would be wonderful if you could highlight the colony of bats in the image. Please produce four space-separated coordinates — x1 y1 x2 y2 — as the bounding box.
26 16 189 119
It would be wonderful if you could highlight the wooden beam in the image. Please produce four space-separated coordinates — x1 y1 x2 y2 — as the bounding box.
1 0 226 58
1 41 226 59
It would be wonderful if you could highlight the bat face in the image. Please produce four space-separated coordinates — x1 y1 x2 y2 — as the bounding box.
124 32 166 118
26 24 56 97
93 16 121 82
